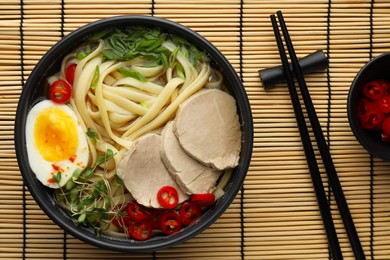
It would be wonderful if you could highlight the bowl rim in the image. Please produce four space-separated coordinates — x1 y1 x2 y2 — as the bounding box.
347 52 390 161
14 15 253 252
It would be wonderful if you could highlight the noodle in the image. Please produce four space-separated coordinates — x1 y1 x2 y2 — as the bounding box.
127 62 211 141
102 84 156 103
121 77 184 137
102 90 148 116
114 77 164 95
74 55 104 139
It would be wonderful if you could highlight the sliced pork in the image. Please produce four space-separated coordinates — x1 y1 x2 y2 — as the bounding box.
117 133 188 208
174 89 241 170
160 121 222 194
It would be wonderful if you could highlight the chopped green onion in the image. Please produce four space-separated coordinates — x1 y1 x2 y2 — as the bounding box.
161 53 169 68
108 35 128 53
176 63 185 79
169 46 180 68
89 30 110 41
180 46 189 60
102 48 123 60
118 67 146 82
76 51 88 60
145 36 166 52
90 65 99 90
140 101 148 108
138 39 157 48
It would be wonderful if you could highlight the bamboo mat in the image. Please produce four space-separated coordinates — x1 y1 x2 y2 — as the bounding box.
1 0 390 259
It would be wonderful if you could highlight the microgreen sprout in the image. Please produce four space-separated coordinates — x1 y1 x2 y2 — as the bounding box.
86 128 98 144
54 149 121 236
52 171 62 184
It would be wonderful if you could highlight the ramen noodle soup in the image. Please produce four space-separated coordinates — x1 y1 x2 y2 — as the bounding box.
25 26 239 240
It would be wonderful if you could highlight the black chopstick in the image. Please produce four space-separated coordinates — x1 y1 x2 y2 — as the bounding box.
271 11 366 260
270 14 342 260
275 11 366 260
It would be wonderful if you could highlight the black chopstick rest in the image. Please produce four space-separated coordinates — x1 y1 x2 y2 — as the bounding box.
259 50 328 90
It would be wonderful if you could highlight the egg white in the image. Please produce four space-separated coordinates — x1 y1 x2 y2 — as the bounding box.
25 100 89 188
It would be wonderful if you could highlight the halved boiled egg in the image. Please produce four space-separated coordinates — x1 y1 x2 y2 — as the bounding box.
25 100 89 188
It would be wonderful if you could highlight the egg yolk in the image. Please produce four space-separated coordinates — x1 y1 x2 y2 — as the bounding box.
34 106 78 162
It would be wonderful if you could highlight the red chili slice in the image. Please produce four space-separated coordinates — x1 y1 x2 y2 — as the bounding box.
111 205 131 228
376 95 390 113
112 214 131 228
362 80 385 101
128 221 153 241
357 98 384 129
157 186 179 209
160 211 182 235
179 201 201 226
190 193 216 206
65 63 77 85
149 210 163 229
377 79 390 94
381 116 390 143
126 202 150 222
49 79 72 104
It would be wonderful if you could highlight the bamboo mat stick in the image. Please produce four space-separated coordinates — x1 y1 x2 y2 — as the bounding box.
245 216 325 223
0 2 390 260
0 88 23 94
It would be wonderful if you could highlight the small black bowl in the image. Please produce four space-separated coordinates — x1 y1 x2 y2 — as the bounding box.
14 16 253 252
347 52 390 161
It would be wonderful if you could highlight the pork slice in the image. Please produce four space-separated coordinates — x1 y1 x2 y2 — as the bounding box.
174 89 241 171
161 121 222 194
117 133 188 208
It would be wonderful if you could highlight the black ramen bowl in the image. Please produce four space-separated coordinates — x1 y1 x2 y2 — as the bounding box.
347 52 390 161
14 16 253 252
